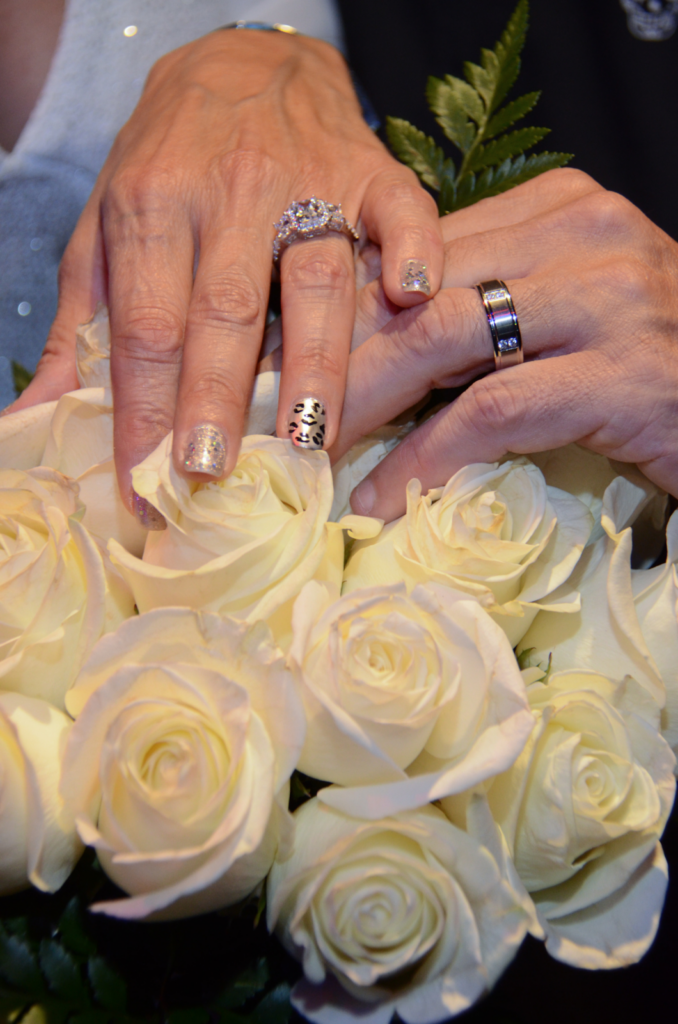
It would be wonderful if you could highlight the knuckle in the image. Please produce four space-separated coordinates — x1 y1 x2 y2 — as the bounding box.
114 305 185 360
191 274 263 331
106 165 177 214
284 247 352 294
461 376 528 437
184 368 246 415
217 148 280 193
572 189 637 239
291 340 345 383
592 257 651 306
121 401 175 447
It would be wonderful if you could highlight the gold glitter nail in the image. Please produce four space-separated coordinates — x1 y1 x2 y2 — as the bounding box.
184 424 227 476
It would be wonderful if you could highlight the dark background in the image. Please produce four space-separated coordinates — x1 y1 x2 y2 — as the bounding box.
338 0 678 239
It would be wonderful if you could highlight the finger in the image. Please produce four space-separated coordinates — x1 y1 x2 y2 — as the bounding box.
275 235 355 450
440 167 603 244
172 223 270 478
10 201 107 411
349 178 609 353
106 185 194 512
334 269 589 461
361 167 444 308
350 350 678 522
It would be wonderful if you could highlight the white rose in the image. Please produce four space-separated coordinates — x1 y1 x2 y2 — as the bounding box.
631 509 678 758
344 459 593 647
268 797 532 1024
108 435 379 644
486 669 675 968
527 444 666 557
0 692 82 895
61 608 305 920
0 468 133 707
290 581 533 816
518 477 666 709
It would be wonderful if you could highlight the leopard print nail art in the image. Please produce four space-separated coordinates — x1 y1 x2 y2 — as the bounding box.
288 398 326 449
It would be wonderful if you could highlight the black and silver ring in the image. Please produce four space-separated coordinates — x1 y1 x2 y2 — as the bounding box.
476 279 524 371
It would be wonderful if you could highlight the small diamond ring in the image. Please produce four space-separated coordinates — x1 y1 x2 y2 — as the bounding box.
272 197 359 267
476 279 524 371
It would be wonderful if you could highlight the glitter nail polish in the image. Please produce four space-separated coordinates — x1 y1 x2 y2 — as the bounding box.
133 492 167 530
183 424 227 476
401 259 431 295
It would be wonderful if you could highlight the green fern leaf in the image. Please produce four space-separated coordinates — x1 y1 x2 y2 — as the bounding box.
451 151 572 211
468 126 551 172
426 76 479 153
485 90 540 137
492 0 529 110
385 118 449 189
388 2 572 216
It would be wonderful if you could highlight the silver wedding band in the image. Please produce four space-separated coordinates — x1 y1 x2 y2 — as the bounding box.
272 197 360 267
476 279 524 371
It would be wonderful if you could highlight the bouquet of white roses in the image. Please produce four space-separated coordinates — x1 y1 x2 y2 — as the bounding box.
0 310 675 1024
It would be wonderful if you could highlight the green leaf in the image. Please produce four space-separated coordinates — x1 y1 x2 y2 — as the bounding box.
385 118 448 190
468 126 551 172
87 957 127 1013
211 959 270 1011
11 360 34 397
0 927 45 995
251 983 292 1024
486 90 541 137
492 0 530 111
447 151 572 212
38 941 89 1005
57 899 97 958
426 76 478 153
516 647 536 670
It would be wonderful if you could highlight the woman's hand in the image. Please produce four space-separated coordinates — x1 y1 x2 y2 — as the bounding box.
12 28 442 520
331 168 678 521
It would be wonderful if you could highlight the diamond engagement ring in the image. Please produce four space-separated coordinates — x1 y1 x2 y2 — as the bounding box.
272 197 360 267
476 279 524 371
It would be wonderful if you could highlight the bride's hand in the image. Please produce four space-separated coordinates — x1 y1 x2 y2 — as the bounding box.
331 168 678 521
13 28 442 523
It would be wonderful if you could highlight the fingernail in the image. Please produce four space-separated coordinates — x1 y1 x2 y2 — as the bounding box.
287 398 326 450
183 424 227 476
351 478 375 516
401 259 431 296
133 492 167 531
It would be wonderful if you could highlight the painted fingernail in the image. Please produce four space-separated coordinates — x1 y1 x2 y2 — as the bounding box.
183 424 227 476
401 259 431 296
133 492 167 531
288 398 326 450
351 478 375 516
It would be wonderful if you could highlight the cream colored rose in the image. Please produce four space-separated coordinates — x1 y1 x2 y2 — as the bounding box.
527 444 666 557
0 468 133 708
290 581 533 815
344 459 593 647
109 435 378 643
486 669 675 968
518 476 666 709
62 608 305 920
268 797 532 1024
0 692 82 895
632 510 678 757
